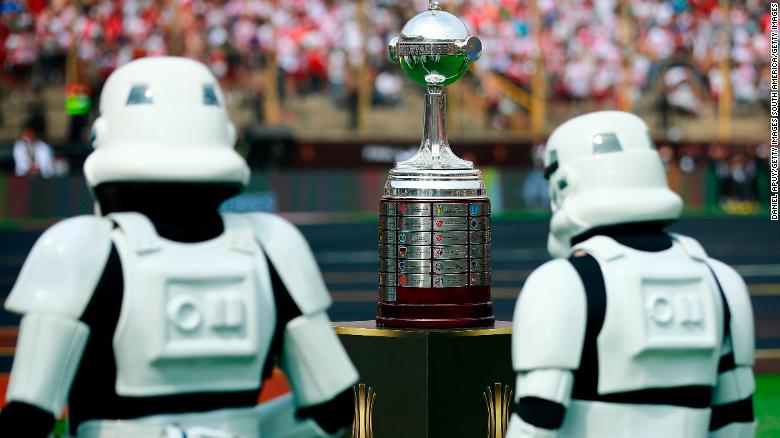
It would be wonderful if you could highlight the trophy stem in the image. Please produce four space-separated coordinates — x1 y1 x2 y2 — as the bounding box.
423 88 448 162
396 85 471 170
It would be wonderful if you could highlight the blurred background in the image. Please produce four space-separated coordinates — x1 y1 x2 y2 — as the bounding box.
0 0 778 435
0 0 773 219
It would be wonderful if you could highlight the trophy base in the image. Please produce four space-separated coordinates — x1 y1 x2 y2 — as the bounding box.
377 197 494 329
377 285 495 328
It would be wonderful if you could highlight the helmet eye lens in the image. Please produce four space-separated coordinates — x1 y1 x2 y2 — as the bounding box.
592 133 622 154
127 85 154 105
203 85 220 106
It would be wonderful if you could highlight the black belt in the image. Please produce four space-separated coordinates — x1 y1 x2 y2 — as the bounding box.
573 386 713 409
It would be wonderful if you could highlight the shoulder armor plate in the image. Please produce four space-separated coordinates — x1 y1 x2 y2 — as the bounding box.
708 258 755 366
513 258 587 371
242 213 331 315
5 216 113 319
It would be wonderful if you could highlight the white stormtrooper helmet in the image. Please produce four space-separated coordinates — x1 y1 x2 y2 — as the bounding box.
544 111 683 258
85 57 250 187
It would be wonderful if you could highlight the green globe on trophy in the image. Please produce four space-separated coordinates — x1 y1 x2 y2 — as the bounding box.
378 0 493 328
389 1 481 89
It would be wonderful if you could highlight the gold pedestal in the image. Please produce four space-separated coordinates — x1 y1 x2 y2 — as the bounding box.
336 321 514 438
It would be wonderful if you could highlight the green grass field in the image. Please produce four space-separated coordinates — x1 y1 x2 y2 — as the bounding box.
757 374 780 437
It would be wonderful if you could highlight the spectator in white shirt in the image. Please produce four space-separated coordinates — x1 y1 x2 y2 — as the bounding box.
13 125 54 178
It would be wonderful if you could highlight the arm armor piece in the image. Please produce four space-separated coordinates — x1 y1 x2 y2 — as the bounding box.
706 256 755 437
506 415 559 438
712 354 755 406
509 260 586 438
506 369 574 438
244 213 358 414
709 421 757 438
244 213 331 316
5 215 113 318
280 312 359 408
516 369 575 406
512 259 587 371
708 259 755 367
6 313 89 415
3 216 108 416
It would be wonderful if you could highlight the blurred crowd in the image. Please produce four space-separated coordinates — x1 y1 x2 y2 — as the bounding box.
473 0 770 105
659 142 769 212
0 0 772 116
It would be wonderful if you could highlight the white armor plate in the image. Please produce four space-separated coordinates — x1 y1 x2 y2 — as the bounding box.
573 236 723 395
110 213 275 396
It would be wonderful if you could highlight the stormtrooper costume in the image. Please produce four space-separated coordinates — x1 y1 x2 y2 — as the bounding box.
507 112 756 438
0 57 358 438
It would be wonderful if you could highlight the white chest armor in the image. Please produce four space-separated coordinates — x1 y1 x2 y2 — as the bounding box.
109 213 276 397
573 236 724 395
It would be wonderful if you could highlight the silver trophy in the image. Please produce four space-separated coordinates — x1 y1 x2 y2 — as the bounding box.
377 1 493 328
